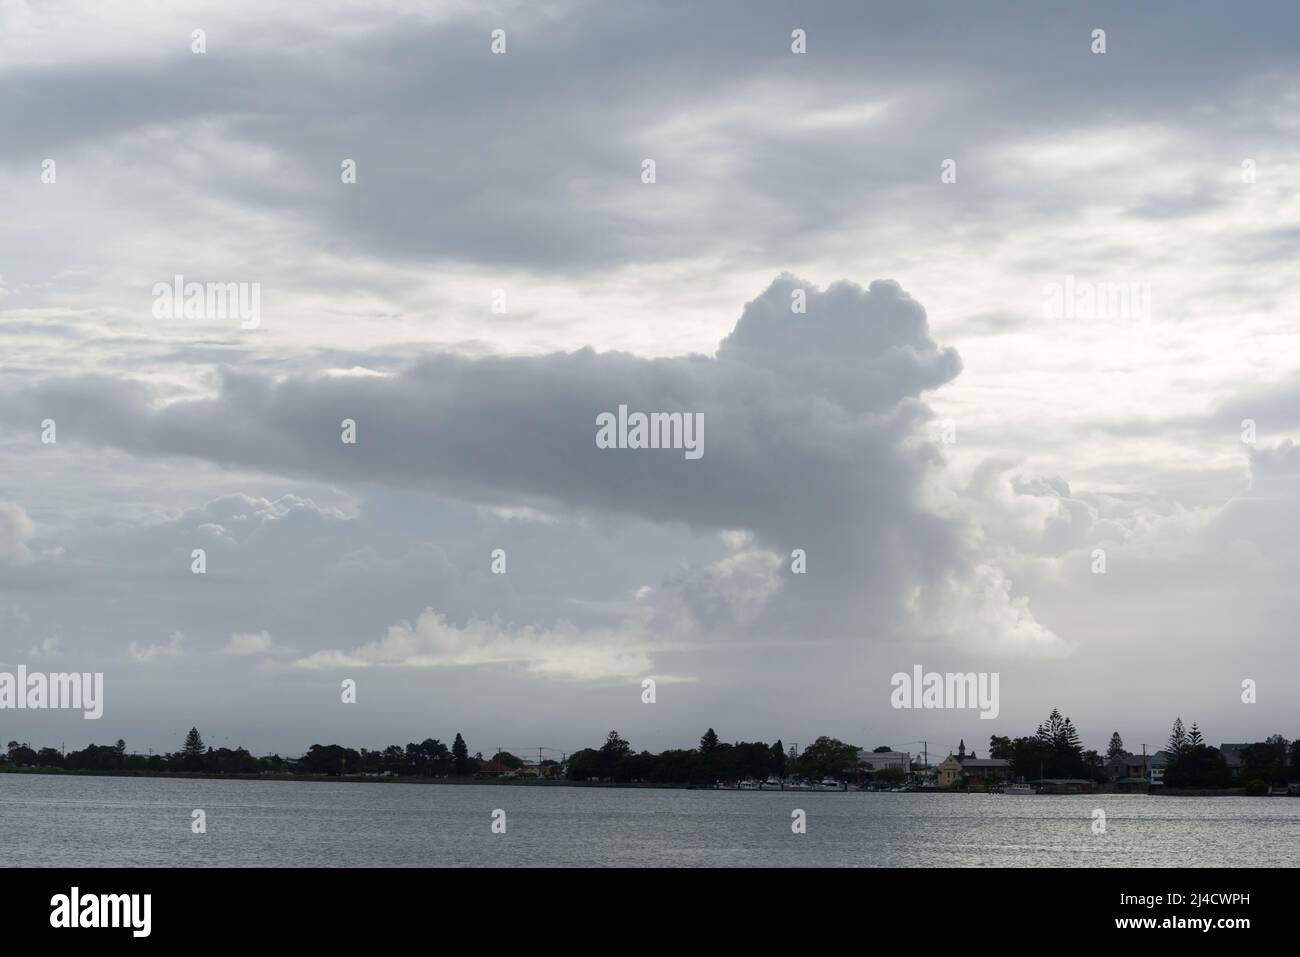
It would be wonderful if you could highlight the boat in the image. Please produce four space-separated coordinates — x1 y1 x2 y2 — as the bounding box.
1002 783 1035 795
763 776 783 789
815 777 842 791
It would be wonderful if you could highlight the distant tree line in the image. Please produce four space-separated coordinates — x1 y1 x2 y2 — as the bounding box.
989 714 1300 789
1160 718 1295 790
563 729 867 785
1 728 520 779
7 718 1296 790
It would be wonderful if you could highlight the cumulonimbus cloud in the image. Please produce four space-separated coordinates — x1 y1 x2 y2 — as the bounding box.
3 275 1063 654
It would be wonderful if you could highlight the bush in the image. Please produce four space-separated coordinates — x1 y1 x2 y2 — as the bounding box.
1244 779 1268 796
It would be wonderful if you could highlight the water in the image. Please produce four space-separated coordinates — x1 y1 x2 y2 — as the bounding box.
3 773 1298 867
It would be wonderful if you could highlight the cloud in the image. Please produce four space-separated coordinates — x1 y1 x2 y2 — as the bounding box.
127 631 185 663
223 630 280 656
27 636 62 658
291 609 656 682
6 1 1297 752
3 275 1060 653
0 501 35 564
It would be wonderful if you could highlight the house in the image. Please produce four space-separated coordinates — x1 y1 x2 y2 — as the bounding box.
1218 743 1250 781
1222 743 1294 780
474 760 518 776
1104 753 1151 782
936 740 1012 787
1148 751 1171 786
858 750 911 774
959 758 1013 785
937 753 963 787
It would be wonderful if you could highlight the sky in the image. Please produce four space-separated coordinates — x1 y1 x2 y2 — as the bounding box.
1 0 1298 762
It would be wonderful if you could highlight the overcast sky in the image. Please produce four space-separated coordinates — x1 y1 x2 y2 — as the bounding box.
2 0 1298 762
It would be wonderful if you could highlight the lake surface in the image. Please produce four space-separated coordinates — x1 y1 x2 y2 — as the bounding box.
3 773 1298 867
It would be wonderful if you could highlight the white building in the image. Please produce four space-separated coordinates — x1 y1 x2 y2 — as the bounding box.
859 750 911 773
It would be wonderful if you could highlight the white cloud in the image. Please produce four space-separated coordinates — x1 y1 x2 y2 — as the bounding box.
223 630 279 656
291 609 660 682
128 631 185 663
0 501 35 564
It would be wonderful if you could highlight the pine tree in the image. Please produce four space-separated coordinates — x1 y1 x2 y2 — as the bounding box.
182 727 204 756
1167 717 1187 754
180 728 205 771
451 732 469 775
700 728 720 753
1106 732 1126 759
1035 708 1084 777
1035 709 1064 745
1059 717 1082 752
1188 722 1204 747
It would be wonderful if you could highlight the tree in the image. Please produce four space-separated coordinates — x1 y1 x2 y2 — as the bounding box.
406 739 451 776
1106 732 1126 759
989 735 1013 760
598 730 631 779
1167 718 1188 756
1037 710 1065 747
873 745 893 753
769 740 786 778
564 748 601 781
183 727 205 755
1241 737 1289 786
181 728 206 770
700 728 720 753
1083 750 1105 782
1033 709 1085 778
491 751 524 769
1188 723 1204 748
1163 742 1230 789
300 744 361 776
874 767 906 787
602 730 631 757
794 736 863 780
6 742 38 766
451 733 470 775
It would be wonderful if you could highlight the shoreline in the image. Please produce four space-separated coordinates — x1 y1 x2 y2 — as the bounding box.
0 767 1271 796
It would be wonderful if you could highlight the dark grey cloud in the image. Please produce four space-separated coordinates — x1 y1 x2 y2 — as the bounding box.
4 276 985 639
6 0 1296 281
